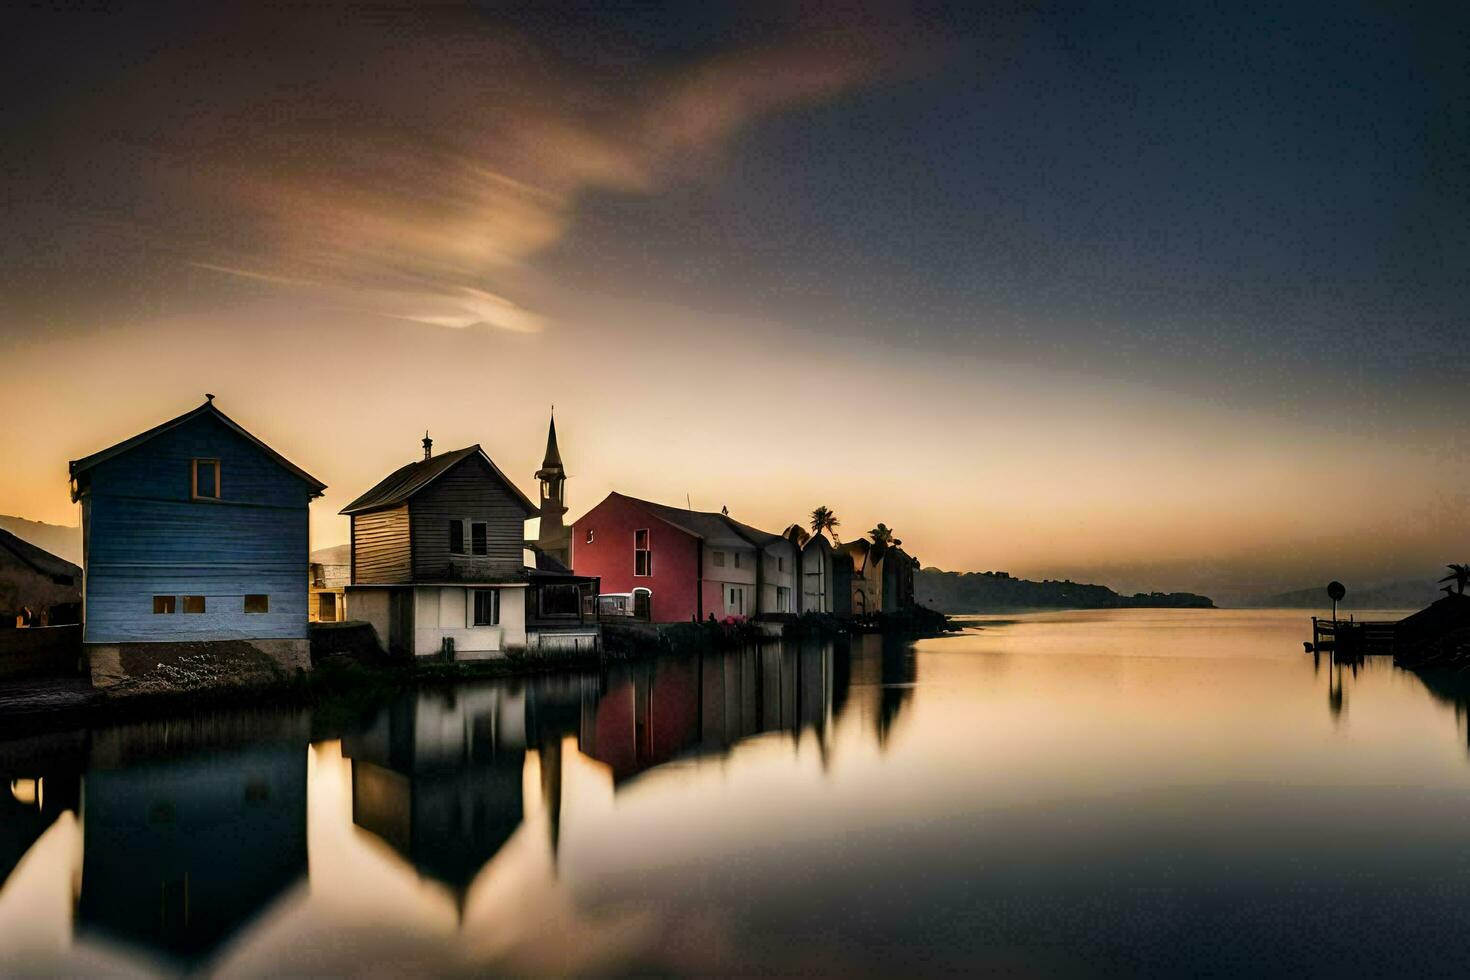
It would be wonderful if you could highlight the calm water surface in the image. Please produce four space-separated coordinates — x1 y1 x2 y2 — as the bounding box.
4 609 1470 976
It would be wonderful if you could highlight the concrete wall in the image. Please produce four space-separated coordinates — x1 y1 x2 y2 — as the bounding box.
801 539 834 613
758 540 799 614
345 588 392 651
411 585 527 658
703 545 757 617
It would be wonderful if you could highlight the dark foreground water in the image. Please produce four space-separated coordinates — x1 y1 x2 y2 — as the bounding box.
5 609 1470 976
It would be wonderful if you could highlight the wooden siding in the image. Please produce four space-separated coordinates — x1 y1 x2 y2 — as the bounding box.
409 455 530 582
352 506 411 584
77 411 315 644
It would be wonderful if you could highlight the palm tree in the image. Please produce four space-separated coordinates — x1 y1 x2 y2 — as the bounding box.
869 523 896 547
1439 563 1470 596
810 506 840 542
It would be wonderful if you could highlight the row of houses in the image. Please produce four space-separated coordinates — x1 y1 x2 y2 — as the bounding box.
62 397 917 682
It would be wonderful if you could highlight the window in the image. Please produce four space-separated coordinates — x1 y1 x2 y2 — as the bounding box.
153 595 176 614
244 594 269 614
712 550 726 567
472 589 500 626
183 595 206 614
449 520 465 554
777 586 792 612
471 521 488 556
634 529 651 576
733 551 742 569
538 584 581 617
778 557 785 572
192 459 220 500
586 529 595 544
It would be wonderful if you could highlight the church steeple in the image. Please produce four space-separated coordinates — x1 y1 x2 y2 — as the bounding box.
534 409 570 565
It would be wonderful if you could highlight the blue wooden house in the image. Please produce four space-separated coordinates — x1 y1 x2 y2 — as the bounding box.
68 397 326 683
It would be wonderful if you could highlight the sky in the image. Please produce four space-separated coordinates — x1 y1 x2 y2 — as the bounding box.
1 1 1467 601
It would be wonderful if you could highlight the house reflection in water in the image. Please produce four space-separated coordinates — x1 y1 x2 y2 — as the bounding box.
341 686 533 904
579 640 852 786
75 742 307 973
0 742 82 893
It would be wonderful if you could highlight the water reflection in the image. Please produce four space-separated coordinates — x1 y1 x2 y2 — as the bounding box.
11 615 1470 975
0 636 898 973
78 743 307 973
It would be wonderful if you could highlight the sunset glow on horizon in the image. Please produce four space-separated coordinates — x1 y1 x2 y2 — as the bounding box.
3 2 1466 602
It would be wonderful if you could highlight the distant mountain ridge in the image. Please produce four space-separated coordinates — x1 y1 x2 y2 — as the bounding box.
917 567 1214 613
1240 579 1443 610
0 516 80 566
311 544 350 565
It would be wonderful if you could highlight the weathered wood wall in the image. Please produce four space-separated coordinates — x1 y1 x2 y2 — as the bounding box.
409 455 530 581
80 411 315 643
351 506 410 584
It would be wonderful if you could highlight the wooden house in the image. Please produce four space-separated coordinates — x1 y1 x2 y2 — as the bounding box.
0 529 81 627
340 437 538 659
68 398 326 685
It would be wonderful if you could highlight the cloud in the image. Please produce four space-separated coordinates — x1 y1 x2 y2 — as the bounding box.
12 3 929 332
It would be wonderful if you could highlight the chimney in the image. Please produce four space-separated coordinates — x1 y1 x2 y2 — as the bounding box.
422 431 433 461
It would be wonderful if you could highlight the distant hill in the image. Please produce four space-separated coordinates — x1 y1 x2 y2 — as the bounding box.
0 516 80 566
1240 579 1443 611
311 543 350 565
916 568 1214 613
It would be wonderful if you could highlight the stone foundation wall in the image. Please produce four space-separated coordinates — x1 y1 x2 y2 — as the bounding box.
86 637 311 693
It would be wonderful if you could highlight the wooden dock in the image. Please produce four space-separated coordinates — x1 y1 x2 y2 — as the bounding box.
1311 616 1398 656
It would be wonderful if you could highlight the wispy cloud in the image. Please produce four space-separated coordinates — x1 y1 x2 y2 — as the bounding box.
29 3 931 332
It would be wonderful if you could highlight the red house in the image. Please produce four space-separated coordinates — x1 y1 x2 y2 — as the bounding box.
570 492 762 623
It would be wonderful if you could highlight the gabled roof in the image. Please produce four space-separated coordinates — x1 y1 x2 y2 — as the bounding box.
607 492 754 550
341 445 536 516
0 529 80 583
69 399 325 497
722 516 792 551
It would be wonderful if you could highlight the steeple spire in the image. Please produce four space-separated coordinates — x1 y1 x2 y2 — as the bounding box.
534 408 570 565
541 408 563 470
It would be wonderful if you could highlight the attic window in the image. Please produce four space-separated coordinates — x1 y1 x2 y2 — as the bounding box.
471 521 488 556
244 594 269 614
733 552 742 569
183 595 206 614
712 551 726 567
450 520 465 554
153 595 176 614
192 459 221 500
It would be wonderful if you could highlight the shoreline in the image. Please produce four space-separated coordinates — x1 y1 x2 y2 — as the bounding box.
0 610 956 742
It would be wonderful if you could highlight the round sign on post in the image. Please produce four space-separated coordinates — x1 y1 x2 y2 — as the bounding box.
1327 581 1346 624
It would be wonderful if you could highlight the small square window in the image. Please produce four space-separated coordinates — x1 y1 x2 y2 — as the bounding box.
153 595 176 614
183 595 206 614
712 551 726 567
192 459 220 499
244 594 269 614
